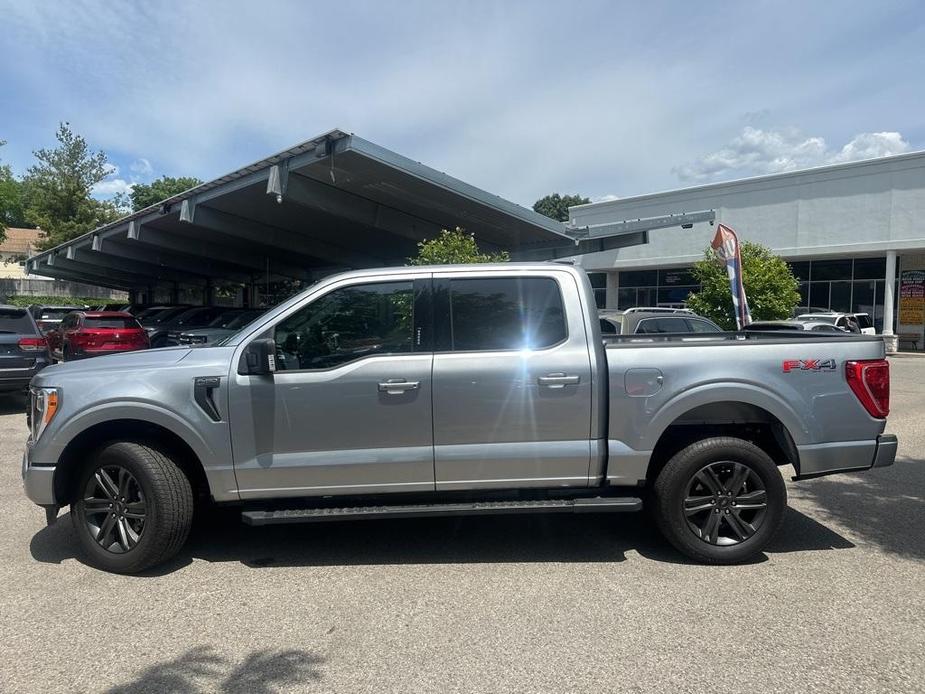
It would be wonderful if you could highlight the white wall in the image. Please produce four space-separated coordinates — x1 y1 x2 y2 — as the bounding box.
568 151 925 271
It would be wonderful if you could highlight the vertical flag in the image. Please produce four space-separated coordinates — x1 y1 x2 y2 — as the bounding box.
711 224 753 329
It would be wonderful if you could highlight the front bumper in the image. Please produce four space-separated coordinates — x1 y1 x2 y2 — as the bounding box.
22 441 57 507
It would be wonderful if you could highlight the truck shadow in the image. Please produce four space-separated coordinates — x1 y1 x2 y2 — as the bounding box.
30 504 854 574
0 391 28 415
102 645 324 694
787 456 925 561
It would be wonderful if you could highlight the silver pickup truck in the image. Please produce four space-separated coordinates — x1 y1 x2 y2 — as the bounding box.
22 263 896 573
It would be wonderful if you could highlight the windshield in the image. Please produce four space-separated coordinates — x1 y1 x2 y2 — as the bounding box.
0 309 35 334
37 308 79 321
84 316 140 329
143 306 190 325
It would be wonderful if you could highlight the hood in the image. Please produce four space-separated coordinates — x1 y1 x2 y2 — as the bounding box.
34 346 191 383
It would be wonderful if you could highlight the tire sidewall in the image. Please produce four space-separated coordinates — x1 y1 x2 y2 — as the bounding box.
71 443 164 573
656 438 787 564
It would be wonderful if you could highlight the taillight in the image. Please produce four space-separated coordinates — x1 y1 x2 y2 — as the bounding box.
845 359 890 418
18 336 47 351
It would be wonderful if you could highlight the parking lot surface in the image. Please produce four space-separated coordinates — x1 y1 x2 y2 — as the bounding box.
0 358 923 693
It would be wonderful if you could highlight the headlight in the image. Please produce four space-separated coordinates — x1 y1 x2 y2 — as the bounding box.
30 387 60 441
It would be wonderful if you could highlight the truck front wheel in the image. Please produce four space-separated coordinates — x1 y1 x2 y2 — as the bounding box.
652 436 787 564
70 442 194 574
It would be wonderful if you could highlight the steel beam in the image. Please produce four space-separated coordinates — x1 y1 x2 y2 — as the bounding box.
93 236 253 283
29 261 137 291
123 221 310 279
283 172 444 245
182 203 382 269
69 247 208 286
46 253 164 288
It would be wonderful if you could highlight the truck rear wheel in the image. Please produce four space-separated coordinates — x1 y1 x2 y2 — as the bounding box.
70 442 193 574
652 436 786 564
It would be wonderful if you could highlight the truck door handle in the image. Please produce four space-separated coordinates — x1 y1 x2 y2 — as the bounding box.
537 373 581 388
378 379 420 394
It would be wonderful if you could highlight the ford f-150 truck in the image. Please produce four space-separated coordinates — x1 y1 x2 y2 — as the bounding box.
22 264 896 573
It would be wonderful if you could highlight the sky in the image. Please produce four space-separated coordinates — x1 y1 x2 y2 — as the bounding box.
0 0 923 208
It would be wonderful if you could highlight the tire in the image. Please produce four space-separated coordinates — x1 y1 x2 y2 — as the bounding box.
652 436 786 564
70 442 194 574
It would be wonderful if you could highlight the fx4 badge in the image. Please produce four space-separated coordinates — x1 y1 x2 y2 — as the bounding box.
783 359 837 373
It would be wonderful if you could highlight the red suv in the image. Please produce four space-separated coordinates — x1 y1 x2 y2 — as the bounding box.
46 311 149 362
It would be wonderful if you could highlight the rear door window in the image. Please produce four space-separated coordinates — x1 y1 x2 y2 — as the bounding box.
686 318 721 333
855 314 873 330
447 277 566 351
0 309 35 334
635 317 690 334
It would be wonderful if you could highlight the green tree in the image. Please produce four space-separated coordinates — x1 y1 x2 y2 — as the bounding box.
130 175 203 211
408 227 510 265
0 139 28 241
532 193 590 222
686 241 800 330
22 123 122 250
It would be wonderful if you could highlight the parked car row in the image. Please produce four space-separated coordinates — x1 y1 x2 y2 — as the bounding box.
0 303 267 386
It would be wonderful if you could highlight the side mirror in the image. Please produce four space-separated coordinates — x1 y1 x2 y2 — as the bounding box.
239 337 277 376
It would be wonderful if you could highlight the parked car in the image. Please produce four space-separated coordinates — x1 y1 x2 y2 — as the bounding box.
848 313 876 335
745 320 850 333
45 311 149 362
599 307 722 335
795 312 861 333
136 305 191 325
28 304 85 334
0 305 50 392
178 308 265 345
146 306 231 347
791 306 830 318
22 264 896 574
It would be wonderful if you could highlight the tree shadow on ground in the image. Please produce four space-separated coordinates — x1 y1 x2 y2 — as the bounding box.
104 645 324 694
31 503 853 574
790 456 925 561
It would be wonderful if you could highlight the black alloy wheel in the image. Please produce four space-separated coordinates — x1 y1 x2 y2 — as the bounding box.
683 461 768 546
81 465 147 553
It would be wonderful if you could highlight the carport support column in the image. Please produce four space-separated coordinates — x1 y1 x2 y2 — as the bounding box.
606 272 619 309
883 251 897 353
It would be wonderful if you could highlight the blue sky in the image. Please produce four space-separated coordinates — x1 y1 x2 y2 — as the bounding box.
1 1 923 207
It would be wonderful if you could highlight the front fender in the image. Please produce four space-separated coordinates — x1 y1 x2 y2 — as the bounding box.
37 401 219 470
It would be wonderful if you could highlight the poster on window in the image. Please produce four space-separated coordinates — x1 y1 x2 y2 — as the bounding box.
899 269 925 326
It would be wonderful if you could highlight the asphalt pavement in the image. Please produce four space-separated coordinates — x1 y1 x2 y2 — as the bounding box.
0 358 922 693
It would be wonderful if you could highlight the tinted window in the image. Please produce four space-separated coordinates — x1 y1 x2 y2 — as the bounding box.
853 257 886 280
84 317 139 329
619 269 657 287
448 277 566 351
854 314 873 329
38 308 76 320
635 317 690 334
686 318 721 333
173 307 226 327
811 259 852 281
0 309 35 334
600 318 618 335
61 314 79 329
274 281 413 370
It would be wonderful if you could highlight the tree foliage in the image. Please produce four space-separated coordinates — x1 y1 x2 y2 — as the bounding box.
532 193 590 222
21 123 123 251
686 241 800 330
0 139 28 241
130 175 203 211
408 227 510 265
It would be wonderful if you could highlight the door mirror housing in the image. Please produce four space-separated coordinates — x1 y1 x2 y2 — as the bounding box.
239 337 277 375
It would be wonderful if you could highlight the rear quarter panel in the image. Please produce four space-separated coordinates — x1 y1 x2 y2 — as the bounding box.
606 336 887 456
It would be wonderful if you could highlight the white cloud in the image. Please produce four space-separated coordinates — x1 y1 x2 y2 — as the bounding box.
674 128 911 183
129 157 153 177
92 177 133 197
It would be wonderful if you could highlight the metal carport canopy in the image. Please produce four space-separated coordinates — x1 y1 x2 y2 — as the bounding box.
26 129 586 291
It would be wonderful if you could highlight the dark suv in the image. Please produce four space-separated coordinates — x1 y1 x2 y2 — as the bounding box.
0 305 51 392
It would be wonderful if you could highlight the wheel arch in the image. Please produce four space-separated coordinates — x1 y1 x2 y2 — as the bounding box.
54 419 210 506
646 400 802 482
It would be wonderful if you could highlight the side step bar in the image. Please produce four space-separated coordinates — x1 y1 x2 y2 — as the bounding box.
241 497 642 526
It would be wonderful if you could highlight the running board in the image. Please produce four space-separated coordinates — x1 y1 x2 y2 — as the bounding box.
241 497 642 526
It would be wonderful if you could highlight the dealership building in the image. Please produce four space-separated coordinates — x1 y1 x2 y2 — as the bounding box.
569 151 925 350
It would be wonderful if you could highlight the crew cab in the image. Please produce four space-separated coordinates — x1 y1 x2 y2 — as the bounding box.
22 264 896 573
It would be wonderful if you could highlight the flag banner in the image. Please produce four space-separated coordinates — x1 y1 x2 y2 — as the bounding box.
711 224 752 329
